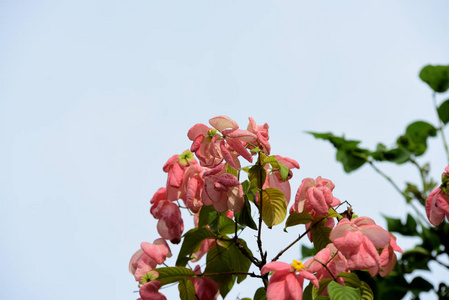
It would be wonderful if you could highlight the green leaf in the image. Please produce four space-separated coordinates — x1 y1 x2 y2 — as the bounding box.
198 205 216 228
402 246 432 272
262 155 290 181
261 188 287 227
419 65 449 93
438 99 449 124
204 244 235 298
337 272 361 288
312 278 332 298
312 225 332 252
176 228 216 266
248 164 266 189
370 143 411 164
178 278 196 300
360 281 374 300
217 215 236 235
235 194 257 230
303 282 313 300
226 165 238 177
152 267 195 286
397 121 437 156
327 280 361 300
384 214 418 236
284 211 314 231
254 287 267 300
301 245 317 258
308 132 369 173
228 240 252 283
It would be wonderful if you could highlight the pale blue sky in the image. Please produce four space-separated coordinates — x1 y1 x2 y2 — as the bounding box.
1 1 449 299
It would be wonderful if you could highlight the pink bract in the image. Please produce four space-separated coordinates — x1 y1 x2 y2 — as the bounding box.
202 164 244 212
330 217 392 276
139 281 167 300
191 265 220 300
261 261 319 300
247 117 271 155
291 176 340 216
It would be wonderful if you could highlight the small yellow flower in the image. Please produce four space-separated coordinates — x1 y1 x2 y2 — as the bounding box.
291 260 305 271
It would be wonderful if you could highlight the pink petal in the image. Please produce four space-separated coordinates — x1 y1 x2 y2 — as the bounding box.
261 261 293 274
139 281 167 300
187 123 210 141
226 137 253 162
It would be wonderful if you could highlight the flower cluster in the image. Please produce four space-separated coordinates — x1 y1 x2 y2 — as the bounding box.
129 116 403 300
426 165 449 226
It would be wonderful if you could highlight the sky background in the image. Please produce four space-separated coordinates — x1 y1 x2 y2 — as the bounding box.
1 1 449 299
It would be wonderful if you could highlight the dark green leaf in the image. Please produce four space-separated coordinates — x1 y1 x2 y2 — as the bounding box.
419 65 449 93
204 244 235 298
198 205 216 228
176 228 216 266
402 246 432 272
438 99 449 124
371 143 411 164
312 225 332 252
409 276 433 297
384 214 418 236
178 278 196 300
301 245 317 258
303 282 313 300
152 267 195 286
254 287 267 300
248 164 266 189
228 240 252 283
235 194 257 230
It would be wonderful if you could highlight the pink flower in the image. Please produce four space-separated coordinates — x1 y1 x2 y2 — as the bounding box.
426 165 449 225
329 217 392 276
379 234 403 277
304 243 347 282
163 150 197 201
261 261 319 300
191 265 219 300
264 155 300 205
139 281 167 300
181 163 205 213
188 116 257 170
247 117 271 155
150 188 184 244
188 123 223 168
202 164 244 213
129 239 172 282
291 177 340 216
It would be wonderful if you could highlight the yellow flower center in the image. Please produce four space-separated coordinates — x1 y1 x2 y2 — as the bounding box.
291 260 305 271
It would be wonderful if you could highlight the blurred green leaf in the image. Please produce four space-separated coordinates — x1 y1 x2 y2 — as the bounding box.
409 276 433 297
419 65 449 93
402 246 432 272
313 278 332 298
396 121 437 156
371 143 411 164
438 99 449 124
254 287 267 300
384 214 418 236
308 132 369 173
360 281 374 300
